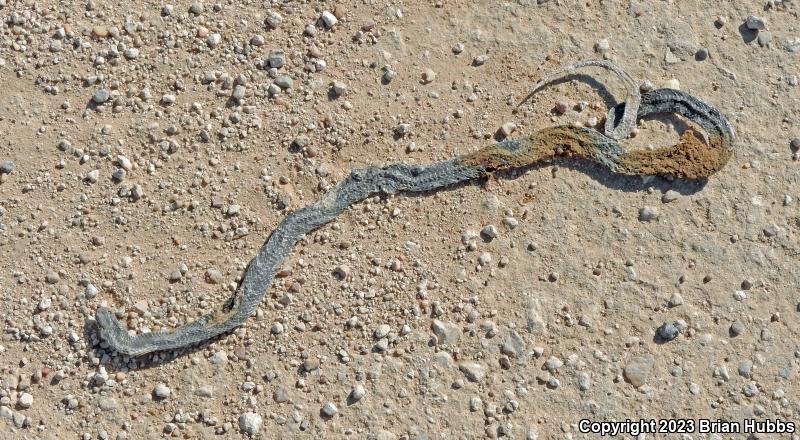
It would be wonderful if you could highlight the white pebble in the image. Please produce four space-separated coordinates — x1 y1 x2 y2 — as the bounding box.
374 324 391 339
37 297 51 311
320 11 338 28
349 384 366 403
321 402 338 417
153 383 171 399
18 393 33 409
86 169 99 183
206 33 221 48
238 412 262 435
117 155 132 171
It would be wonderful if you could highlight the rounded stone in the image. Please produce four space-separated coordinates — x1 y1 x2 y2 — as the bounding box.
624 355 654 387
638 206 659 222
349 384 366 403
656 322 679 341
730 320 746 337
745 15 766 31
0 160 14 174
274 75 293 89
374 324 391 339
321 402 338 417
17 393 33 409
152 383 171 399
92 89 110 104
238 412 262 435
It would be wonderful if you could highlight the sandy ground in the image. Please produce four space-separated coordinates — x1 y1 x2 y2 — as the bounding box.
1 0 799 439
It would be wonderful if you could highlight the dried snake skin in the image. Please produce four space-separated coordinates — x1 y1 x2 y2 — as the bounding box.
94 65 735 358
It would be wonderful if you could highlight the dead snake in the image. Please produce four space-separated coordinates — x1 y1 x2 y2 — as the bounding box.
94 61 735 357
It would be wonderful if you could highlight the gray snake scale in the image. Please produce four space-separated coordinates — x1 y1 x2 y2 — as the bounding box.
94 61 735 357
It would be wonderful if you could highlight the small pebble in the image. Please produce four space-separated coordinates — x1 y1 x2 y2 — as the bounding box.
189 2 204 14
421 69 436 84
695 47 709 61
117 155 132 171
594 39 610 54
730 320 746 336
153 383 171 399
38 297 51 311
45 271 60 284
302 358 319 372
238 412 262 435
374 324 391 339
85 169 99 183
481 224 498 239
0 160 13 175
473 54 489 66
17 393 33 409
656 322 679 341
92 89 110 104
232 85 245 101
745 15 766 31
249 35 265 47
330 81 347 98
274 75 293 89
458 362 487 382
662 190 680 203
206 33 221 48
790 138 800 151
544 356 563 371
638 206 659 222
272 387 289 403
320 11 338 28
738 360 753 378
503 216 518 229
265 11 282 29
382 69 396 83
499 122 517 138
205 268 223 284
349 384 366 403
85 284 98 298
209 350 228 365
321 402 338 417
123 48 139 60
624 355 654 387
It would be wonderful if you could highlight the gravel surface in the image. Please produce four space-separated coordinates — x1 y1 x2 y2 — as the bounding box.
0 0 799 439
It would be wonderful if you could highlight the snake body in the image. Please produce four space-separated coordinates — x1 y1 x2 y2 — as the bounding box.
94 63 735 357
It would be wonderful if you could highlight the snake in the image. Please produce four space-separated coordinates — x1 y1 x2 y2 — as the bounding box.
93 61 735 357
